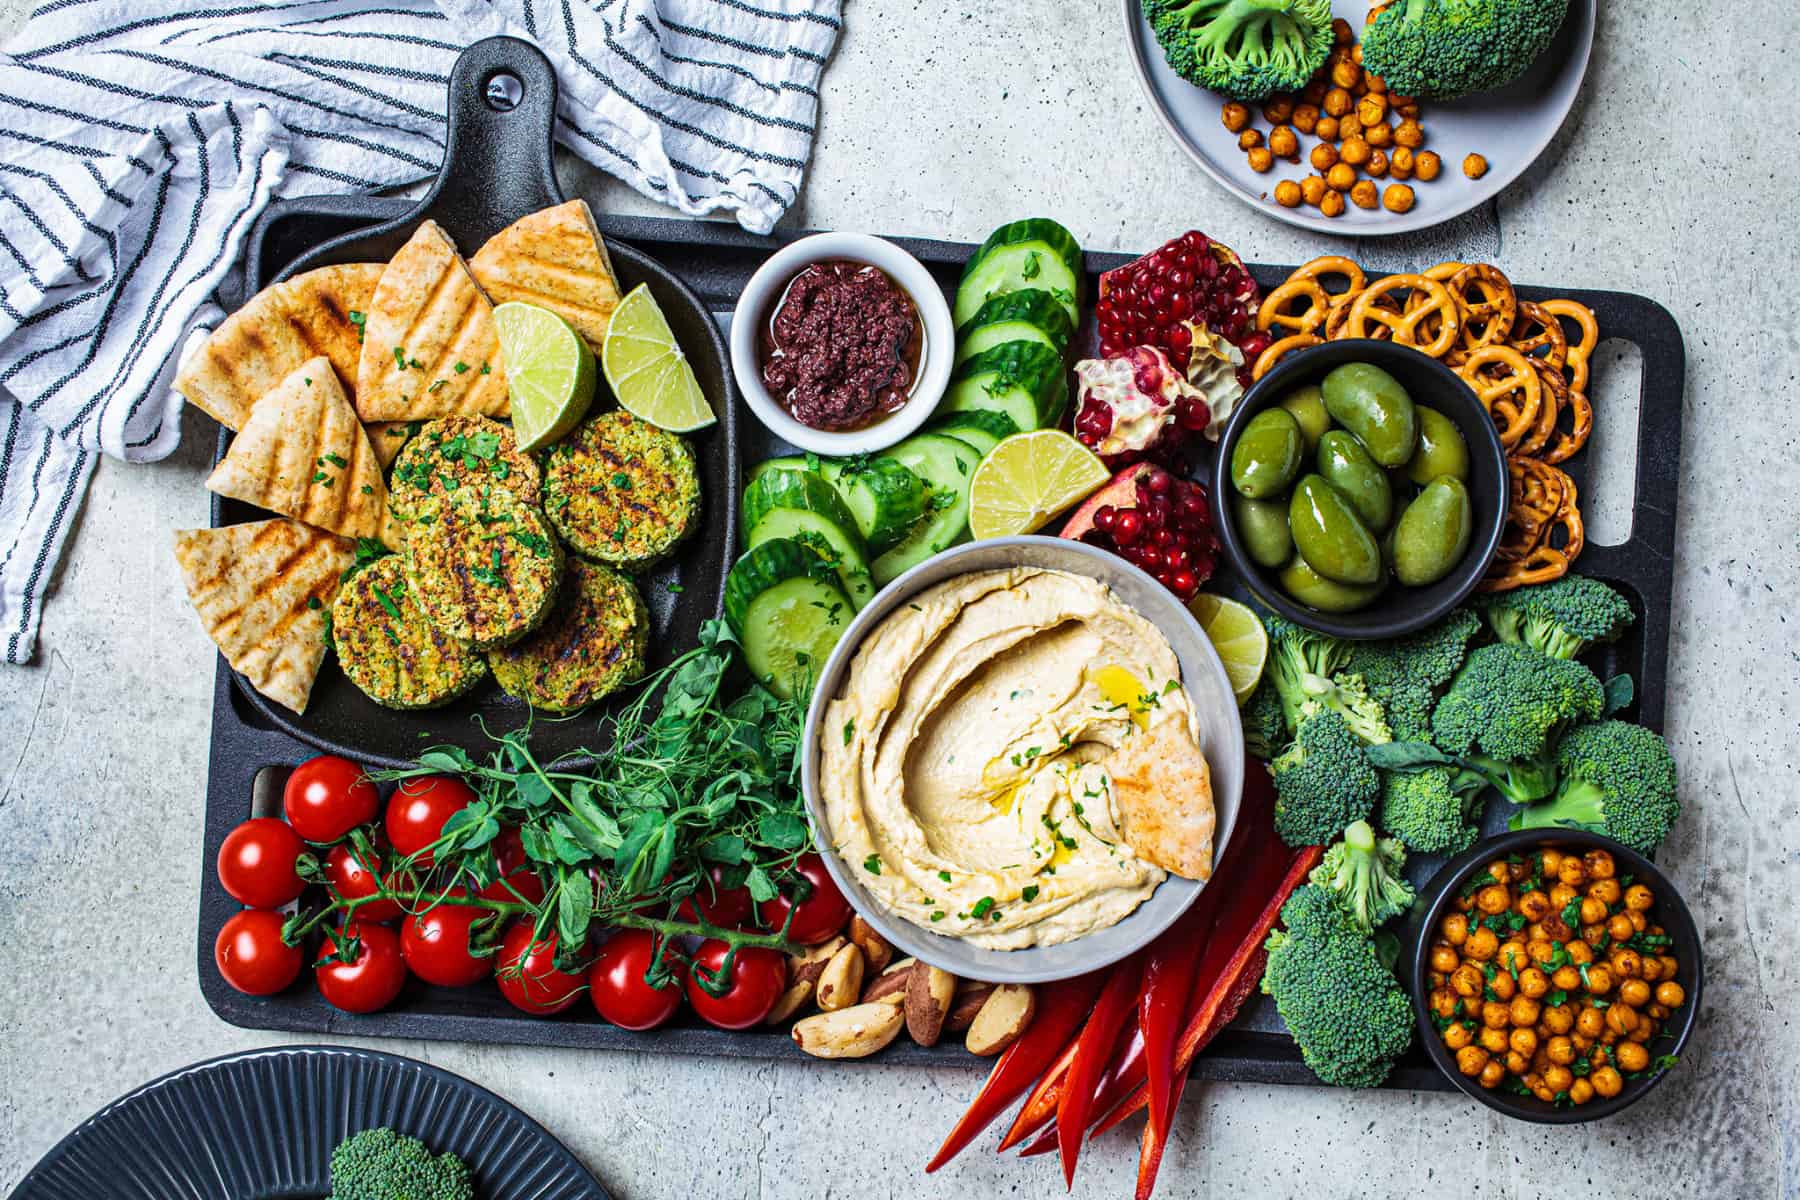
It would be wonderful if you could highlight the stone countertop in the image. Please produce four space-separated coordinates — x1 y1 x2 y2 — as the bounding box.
1 2 1794 1197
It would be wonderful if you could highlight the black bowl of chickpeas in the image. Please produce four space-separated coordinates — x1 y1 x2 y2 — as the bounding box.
1407 830 1702 1122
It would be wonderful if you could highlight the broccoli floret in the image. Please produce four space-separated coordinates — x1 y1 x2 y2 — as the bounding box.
1360 0 1571 102
1271 708 1378 846
1311 820 1415 932
1299 673 1393 745
1146 0 1335 101
1378 763 1487 854
1344 608 1482 740
1261 615 1368 734
329 1128 474 1200
1510 720 1679 852
1462 749 1557 805
1261 884 1413 1087
1432 642 1604 762
1243 678 1290 760
1479 575 1635 661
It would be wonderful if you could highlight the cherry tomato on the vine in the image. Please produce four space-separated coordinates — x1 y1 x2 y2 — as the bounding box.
677 865 754 928
589 929 682 1031
323 841 404 922
684 938 785 1030
215 909 303 996
757 853 850 945
385 776 477 866
315 921 408 1014
400 891 494 987
495 922 586 1015
283 755 379 843
479 826 547 906
217 818 307 908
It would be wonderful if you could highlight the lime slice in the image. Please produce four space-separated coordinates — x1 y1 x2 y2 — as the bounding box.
967 430 1110 540
602 283 715 433
492 301 596 452
1188 592 1269 706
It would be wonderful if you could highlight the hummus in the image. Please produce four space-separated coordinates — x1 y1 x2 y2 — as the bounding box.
818 567 1211 950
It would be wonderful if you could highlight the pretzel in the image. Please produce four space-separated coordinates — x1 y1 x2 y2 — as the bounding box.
1496 456 1565 559
1508 300 1569 371
1286 255 1367 295
1514 361 1566 458
1542 387 1594 464
1541 298 1599 360
1459 345 1542 449
1345 274 1461 357
1325 288 1393 340
1257 277 1333 335
1252 333 1324 381
1446 263 1518 354
1424 261 1467 282
1481 544 1571 592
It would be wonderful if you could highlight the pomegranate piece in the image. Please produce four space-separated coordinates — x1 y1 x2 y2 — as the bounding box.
1060 464 1220 601
1094 230 1268 390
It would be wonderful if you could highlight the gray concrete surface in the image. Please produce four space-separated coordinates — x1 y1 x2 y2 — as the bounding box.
2 2 1796 1198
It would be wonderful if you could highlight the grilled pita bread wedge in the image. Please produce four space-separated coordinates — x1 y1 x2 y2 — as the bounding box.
355 220 510 422
469 199 623 353
176 263 382 430
172 519 354 714
1105 712 1216 880
204 358 387 539
365 420 419 469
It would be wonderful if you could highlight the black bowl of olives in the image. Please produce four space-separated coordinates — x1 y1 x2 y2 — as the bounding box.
1212 339 1506 639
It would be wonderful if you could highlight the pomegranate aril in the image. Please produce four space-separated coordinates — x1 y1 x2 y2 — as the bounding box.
1094 505 1118 532
1112 510 1143 547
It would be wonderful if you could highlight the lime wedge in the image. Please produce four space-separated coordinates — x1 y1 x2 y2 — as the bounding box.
1188 592 1269 705
967 430 1110 540
602 283 715 433
493 301 596 452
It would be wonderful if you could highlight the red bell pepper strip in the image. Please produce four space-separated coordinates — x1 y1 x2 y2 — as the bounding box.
926 970 1104 1173
1016 1024 1142 1158
1056 952 1144 1187
995 1038 1078 1151
1138 897 1213 1146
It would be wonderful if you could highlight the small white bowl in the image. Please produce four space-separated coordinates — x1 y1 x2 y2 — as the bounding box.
730 233 954 456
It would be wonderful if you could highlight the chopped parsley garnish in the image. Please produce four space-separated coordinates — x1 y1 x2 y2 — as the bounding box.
937 870 952 883
842 719 855 747
453 361 469 374
511 529 553 557
393 346 407 369
611 472 633 489
372 585 402 620
1021 885 1040 902
348 310 366 343
428 379 447 394
929 911 945 922
323 452 348 468
863 854 882 875
306 596 322 611
470 547 506 587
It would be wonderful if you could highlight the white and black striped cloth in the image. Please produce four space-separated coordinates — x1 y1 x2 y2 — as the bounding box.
0 0 840 664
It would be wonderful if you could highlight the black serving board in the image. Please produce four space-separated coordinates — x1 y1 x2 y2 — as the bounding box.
197 39 1685 1091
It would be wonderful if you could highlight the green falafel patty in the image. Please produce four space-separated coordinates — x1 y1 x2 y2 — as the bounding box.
543 411 700 570
488 559 649 711
403 485 563 650
388 415 543 522
332 555 488 708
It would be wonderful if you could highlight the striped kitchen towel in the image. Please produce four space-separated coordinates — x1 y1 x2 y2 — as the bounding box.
0 0 840 664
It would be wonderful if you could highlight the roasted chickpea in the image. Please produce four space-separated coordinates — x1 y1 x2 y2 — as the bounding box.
1478 1059 1507 1089
1269 125 1299 158
1429 943 1460 974
1506 1050 1531 1075
1247 147 1275 173
1441 912 1470 945
1335 137 1369 169
1530 1081 1556 1103
1544 1034 1575 1065
1584 850 1615 879
1450 963 1484 998
1557 858 1587 887
1543 1064 1574 1094
1526 939 1555 966
1331 59 1361 90
1505 1024 1536 1054
1263 96 1296 124
1518 967 1550 999
1628 910 1648 933
1575 1006 1605 1038
1566 940 1593 966
1314 115 1340 141
1319 189 1346 217
1541 848 1565 876
1624 883 1655 912
1608 914 1635 943
1605 1004 1638 1037
1238 129 1264 151
1656 980 1686 1008
1479 1026 1509 1055
1639 956 1663 983
1552 965 1580 992
1571 1032 1595 1054
1365 150 1389 178
1498 942 1530 973
1337 115 1363 142
1591 1065 1623 1097
1482 1000 1511 1030
1324 162 1357 192
1476 884 1511 916
1578 897 1606 926
1365 72 1387 95
1586 965 1615 996
1611 949 1644 981
1464 995 1485 1019
1395 100 1421 119
1387 119 1424 151
1431 988 1460 1019
1322 87 1353 117
1548 881 1577 908
1301 174 1329 206
1517 890 1550 922
1310 142 1340 171
1455 1045 1489 1076
1465 927 1499 962
1589 878 1622 906
1356 94 1387 125
1273 180 1303 208
1581 924 1608 948
1615 1041 1651 1073
1509 995 1542 1027
1292 104 1320 134
1361 120 1392 149
1351 42 1363 65
1443 1020 1473 1050
1463 152 1490 179
1658 955 1680 980
1338 179 1375 210
1221 103 1251 132
1382 183 1414 213
1542 1003 1575 1034
1568 1077 1595 1105
1301 77 1329 106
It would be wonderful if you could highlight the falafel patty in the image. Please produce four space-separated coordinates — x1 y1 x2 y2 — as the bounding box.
332 555 488 708
403 484 563 650
488 559 649 711
388 415 543 521
542 411 700 570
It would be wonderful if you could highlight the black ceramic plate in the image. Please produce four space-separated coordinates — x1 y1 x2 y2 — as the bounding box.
210 38 738 768
10 1044 608 1200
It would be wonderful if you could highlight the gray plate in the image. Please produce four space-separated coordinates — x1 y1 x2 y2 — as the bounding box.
1123 0 1596 236
800 536 1245 984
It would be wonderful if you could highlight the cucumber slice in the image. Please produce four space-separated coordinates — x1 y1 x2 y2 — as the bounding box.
741 471 874 609
954 219 1084 328
747 455 814 488
928 409 1020 457
871 434 982 586
724 537 854 700
817 456 929 555
943 341 1068 434
954 289 1075 365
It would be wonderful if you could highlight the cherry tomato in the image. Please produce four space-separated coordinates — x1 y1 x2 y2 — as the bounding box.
677 866 753 928
315 921 408 1014
214 909 303 996
757 853 851 945
684 938 785 1030
385 776 477 866
479 826 547 906
400 892 494 987
282 755 379 844
324 842 404 922
217 818 307 908
589 929 682 1031
495 922 586 1015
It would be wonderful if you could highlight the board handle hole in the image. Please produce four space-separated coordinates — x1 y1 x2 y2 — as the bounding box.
1582 338 1642 548
484 71 524 111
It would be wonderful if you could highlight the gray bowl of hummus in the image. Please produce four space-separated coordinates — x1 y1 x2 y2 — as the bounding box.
801 536 1244 984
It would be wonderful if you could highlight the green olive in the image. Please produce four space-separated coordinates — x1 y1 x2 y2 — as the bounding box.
1278 385 1332 451
1321 362 1419 467
1232 493 1293 569
1392 476 1474 587
1231 408 1305 499
1407 406 1471 484
1288 474 1382 585
1280 556 1386 613
1317 429 1394 531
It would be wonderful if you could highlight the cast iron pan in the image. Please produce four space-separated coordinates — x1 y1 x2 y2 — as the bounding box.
210 38 738 768
10 1044 609 1200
